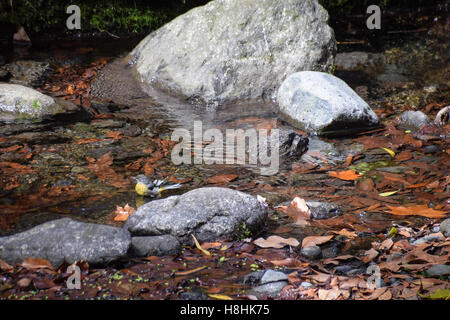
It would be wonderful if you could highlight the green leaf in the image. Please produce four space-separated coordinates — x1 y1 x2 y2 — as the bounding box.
388 226 397 238
419 289 450 300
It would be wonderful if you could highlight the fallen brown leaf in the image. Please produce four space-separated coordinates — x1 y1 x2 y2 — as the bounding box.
302 235 333 248
253 235 300 249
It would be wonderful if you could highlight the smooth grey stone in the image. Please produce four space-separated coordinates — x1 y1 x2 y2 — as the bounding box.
301 245 322 260
425 264 450 276
124 187 266 243
0 218 131 267
277 71 379 135
398 111 431 131
260 270 288 284
251 281 288 297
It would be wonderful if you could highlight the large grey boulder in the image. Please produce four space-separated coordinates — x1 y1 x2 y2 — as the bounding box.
277 71 379 135
124 187 266 243
128 0 336 107
130 235 181 257
0 218 131 267
0 84 86 123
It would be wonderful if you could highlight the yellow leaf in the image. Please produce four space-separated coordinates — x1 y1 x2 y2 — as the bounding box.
379 190 399 197
382 148 396 157
192 234 210 256
208 294 233 300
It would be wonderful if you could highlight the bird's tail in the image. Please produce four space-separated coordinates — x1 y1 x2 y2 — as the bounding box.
161 183 182 191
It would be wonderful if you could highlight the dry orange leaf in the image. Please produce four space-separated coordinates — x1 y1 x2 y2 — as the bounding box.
206 174 238 184
386 204 447 219
331 229 357 239
106 130 123 140
328 170 362 181
21 257 53 270
113 204 136 221
302 235 334 248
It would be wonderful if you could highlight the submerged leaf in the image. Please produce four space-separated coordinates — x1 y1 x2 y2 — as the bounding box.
253 235 300 249
192 234 211 256
386 204 448 218
328 170 362 181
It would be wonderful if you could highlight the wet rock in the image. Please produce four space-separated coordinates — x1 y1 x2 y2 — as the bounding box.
335 51 385 72
124 187 266 243
0 218 131 267
260 270 288 284
334 265 352 274
8 131 70 145
398 111 431 131
307 201 343 220
91 119 125 129
277 71 379 135
422 145 441 154
376 65 410 86
300 281 313 288
440 218 450 237
252 281 288 297
411 234 444 246
0 55 5 66
0 84 87 124
321 244 339 259
121 124 142 137
243 270 265 285
425 264 450 276
278 127 309 158
179 290 209 300
0 67 9 81
301 245 321 260
245 269 288 298
130 235 181 257
129 0 335 107
1 60 52 87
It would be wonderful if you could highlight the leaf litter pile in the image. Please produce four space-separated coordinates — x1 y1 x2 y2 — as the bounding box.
0 43 450 300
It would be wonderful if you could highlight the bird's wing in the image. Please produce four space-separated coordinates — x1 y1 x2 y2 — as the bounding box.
153 179 166 187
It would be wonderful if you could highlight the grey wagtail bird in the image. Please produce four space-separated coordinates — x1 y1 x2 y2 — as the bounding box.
134 174 182 197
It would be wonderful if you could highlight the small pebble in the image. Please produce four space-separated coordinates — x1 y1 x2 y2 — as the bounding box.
301 245 321 260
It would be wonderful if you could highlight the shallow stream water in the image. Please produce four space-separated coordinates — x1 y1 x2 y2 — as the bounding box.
0 6 448 243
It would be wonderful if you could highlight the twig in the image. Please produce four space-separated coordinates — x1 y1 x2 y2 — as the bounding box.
97 28 120 39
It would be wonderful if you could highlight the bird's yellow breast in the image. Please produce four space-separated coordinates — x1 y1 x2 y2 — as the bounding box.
135 182 150 196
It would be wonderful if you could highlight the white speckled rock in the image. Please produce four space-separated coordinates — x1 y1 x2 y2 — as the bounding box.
0 84 84 123
277 71 379 135
124 187 266 243
128 0 335 107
